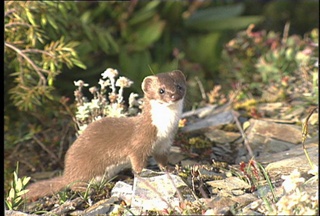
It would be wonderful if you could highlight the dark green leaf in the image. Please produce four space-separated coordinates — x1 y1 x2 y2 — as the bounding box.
186 32 222 70
133 20 165 50
185 16 264 31
184 3 245 27
119 49 152 86
128 1 161 26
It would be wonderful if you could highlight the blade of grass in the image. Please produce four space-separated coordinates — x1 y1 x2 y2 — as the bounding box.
301 106 318 169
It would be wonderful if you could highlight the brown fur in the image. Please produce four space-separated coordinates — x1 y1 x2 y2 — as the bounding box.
23 70 186 200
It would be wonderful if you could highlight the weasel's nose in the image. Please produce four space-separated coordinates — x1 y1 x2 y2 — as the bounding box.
171 94 180 101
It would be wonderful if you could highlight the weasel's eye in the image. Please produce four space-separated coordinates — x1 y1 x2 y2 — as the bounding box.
177 84 183 90
159 88 165 94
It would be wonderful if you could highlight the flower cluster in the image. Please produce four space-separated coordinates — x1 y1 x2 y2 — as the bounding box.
73 68 141 135
266 169 318 215
220 26 318 103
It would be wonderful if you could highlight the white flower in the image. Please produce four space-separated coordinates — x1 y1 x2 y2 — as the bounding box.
116 76 133 88
76 103 90 120
77 124 88 135
105 103 125 117
98 79 110 90
101 68 118 80
94 116 102 121
281 169 305 193
89 86 98 94
129 93 139 108
89 98 100 110
74 80 89 87
101 68 119 94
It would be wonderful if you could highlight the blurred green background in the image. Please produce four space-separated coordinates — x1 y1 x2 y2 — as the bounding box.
4 0 319 182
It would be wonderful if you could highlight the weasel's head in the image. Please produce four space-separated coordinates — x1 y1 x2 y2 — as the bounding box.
142 70 186 105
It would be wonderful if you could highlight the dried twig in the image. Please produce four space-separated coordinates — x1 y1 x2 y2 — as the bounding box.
5 42 49 86
195 76 207 101
282 22 290 45
165 170 184 203
32 135 62 166
49 197 83 215
58 124 71 160
232 110 254 158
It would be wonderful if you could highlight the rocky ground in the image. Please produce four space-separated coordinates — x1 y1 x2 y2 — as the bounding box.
5 101 319 215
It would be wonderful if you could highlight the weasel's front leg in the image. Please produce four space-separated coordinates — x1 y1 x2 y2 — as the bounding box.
153 152 169 171
129 153 148 175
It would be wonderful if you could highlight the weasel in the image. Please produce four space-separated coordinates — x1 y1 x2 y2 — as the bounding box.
23 70 186 200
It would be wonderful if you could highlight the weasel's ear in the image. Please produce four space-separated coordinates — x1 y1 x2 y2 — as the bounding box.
172 70 186 81
141 76 155 94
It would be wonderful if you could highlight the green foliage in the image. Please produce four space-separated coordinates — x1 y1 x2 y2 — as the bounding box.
5 2 86 112
4 1 88 159
49 1 264 94
4 1 265 113
5 164 31 210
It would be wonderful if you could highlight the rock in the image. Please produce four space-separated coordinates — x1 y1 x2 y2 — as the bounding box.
83 196 120 216
180 159 199 167
182 105 217 118
256 136 318 164
245 119 301 144
202 196 236 215
257 102 283 112
181 110 234 133
130 169 196 213
110 181 133 205
211 142 235 163
241 199 265 216
245 119 302 155
262 138 293 153
256 137 318 180
206 176 251 193
5 210 37 216
264 144 318 179
202 194 258 214
168 146 187 164
245 133 295 155
149 146 187 168
282 106 305 120
231 193 258 207
205 129 241 144
246 119 301 144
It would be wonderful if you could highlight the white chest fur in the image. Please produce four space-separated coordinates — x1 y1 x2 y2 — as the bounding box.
149 99 183 152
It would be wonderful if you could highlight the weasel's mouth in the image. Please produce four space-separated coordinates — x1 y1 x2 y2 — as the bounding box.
170 97 183 103
170 94 183 102
166 98 183 105
151 98 183 108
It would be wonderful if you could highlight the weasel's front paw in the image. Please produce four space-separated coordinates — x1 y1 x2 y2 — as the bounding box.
159 164 175 172
132 169 142 177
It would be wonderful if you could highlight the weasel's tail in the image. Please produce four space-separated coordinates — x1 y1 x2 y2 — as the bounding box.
23 176 66 201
